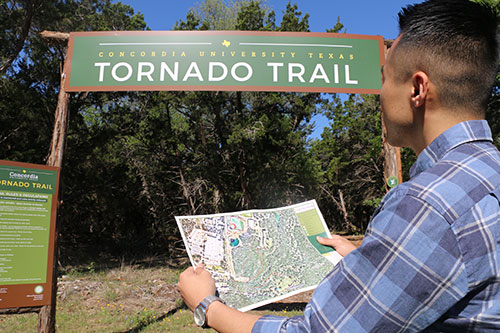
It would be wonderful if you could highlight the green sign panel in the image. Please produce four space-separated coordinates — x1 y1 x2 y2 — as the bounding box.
0 160 59 308
387 176 399 188
64 31 384 93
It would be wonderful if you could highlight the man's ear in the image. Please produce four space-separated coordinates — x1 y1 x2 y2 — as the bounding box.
411 71 429 108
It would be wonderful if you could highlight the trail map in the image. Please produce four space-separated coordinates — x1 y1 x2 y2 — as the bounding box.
176 200 342 311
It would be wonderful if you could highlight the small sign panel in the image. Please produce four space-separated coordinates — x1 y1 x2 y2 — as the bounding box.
0 160 59 308
387 176 399 188
64 31 384 94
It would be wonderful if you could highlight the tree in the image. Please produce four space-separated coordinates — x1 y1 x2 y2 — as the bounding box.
0 0 44 74
4 0 394 260
312 95 385 232
279 2 309 32
0 0 149 257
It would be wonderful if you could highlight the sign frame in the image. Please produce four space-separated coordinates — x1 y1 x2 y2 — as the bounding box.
63 30 385 94
0 160 60 309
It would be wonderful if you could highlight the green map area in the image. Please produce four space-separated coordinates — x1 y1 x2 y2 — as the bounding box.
177 200 342 311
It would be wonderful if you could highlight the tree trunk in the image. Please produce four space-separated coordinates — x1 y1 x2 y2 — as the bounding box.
382 40 402 191
338 189 355 231
179 167 196 214
37 31 70 329
382 134 402 190
239 150 250 208
46 71 70 168
38 66 69 332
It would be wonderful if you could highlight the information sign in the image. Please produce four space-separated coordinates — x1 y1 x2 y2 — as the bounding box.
0 160 59 308
64 31 384 94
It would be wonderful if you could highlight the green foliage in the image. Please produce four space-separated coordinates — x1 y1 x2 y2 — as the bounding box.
130 308 158 327
401 147 417 181
312 95 385 232
279 2 309 32
472 0 500 149
326 17 345 33
236 1 276 31
10 0 497 261
0 0 378 258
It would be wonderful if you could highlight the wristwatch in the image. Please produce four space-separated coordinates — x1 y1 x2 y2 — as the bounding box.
193 295 225 327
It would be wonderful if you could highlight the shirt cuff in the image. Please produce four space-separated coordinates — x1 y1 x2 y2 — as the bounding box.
252 315 288 332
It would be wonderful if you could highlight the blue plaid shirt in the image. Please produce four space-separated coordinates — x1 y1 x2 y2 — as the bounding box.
253 120 500 332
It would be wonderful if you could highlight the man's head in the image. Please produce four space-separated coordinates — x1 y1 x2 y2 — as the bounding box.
381 0 499 152
394 0 499 115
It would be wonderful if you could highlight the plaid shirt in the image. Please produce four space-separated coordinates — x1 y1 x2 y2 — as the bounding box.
253 120 500 332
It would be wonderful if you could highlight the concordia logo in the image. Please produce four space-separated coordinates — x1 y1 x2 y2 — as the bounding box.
9 170 39 182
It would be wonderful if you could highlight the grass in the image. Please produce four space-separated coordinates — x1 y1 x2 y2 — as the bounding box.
0 261 305 332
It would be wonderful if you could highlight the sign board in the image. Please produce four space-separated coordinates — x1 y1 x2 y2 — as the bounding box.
64 31 384 93
0 160 59 308
387 176 399 188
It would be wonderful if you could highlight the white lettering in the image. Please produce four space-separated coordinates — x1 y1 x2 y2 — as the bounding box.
309 64 330 83
160 62 178 81
345 65 358 85
288 63 305 83
111 62 133 82
137 62 154 81
183 62 204 81
208 62 228 82
95 62 111 82
333 64 339 84
231 62 253 82
267 62 284 82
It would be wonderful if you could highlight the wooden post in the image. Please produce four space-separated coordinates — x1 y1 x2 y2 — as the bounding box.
382 40 403 191
37 30 70 333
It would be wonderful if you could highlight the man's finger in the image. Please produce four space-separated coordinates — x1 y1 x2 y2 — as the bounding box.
317 236 338 246
182 266 195 275
194 262 206 274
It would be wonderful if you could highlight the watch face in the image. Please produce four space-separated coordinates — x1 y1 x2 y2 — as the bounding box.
194 305 206 326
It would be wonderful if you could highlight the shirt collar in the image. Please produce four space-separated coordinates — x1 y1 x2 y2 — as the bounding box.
410 120 492 178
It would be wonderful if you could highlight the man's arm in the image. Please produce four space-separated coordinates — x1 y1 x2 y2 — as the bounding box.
205 300 261 332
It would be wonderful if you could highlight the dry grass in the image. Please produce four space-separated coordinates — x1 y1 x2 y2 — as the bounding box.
0 261 306 332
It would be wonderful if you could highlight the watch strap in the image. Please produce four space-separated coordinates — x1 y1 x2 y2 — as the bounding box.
200 294 224 308
196 295 225 327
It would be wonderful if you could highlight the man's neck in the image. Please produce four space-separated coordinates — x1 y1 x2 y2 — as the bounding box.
412 108 484 156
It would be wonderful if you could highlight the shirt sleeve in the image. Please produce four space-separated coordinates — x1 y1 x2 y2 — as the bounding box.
252 190 469 332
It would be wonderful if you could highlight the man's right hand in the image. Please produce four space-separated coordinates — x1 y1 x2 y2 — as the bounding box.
317 235 359 257
177 263 216 312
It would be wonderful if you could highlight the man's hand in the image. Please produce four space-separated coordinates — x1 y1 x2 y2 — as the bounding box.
317 235 358 257
177 263 216 311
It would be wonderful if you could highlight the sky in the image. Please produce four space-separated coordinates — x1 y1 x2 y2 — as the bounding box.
114 0 424 138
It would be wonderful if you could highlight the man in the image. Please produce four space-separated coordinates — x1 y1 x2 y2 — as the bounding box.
177 0 500 331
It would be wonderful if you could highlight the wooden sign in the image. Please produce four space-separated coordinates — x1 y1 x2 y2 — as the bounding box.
0 160 59 308
64 31 384 94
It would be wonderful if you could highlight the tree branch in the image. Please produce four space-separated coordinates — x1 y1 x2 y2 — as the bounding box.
0 0 39 73
39 30 70 44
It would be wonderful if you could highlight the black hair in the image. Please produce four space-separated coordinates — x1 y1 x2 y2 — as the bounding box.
394 0 499 113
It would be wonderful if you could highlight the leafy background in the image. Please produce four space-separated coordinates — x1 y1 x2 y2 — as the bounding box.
1 0 499 264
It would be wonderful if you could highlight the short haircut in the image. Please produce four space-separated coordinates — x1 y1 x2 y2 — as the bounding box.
394 0 499 114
